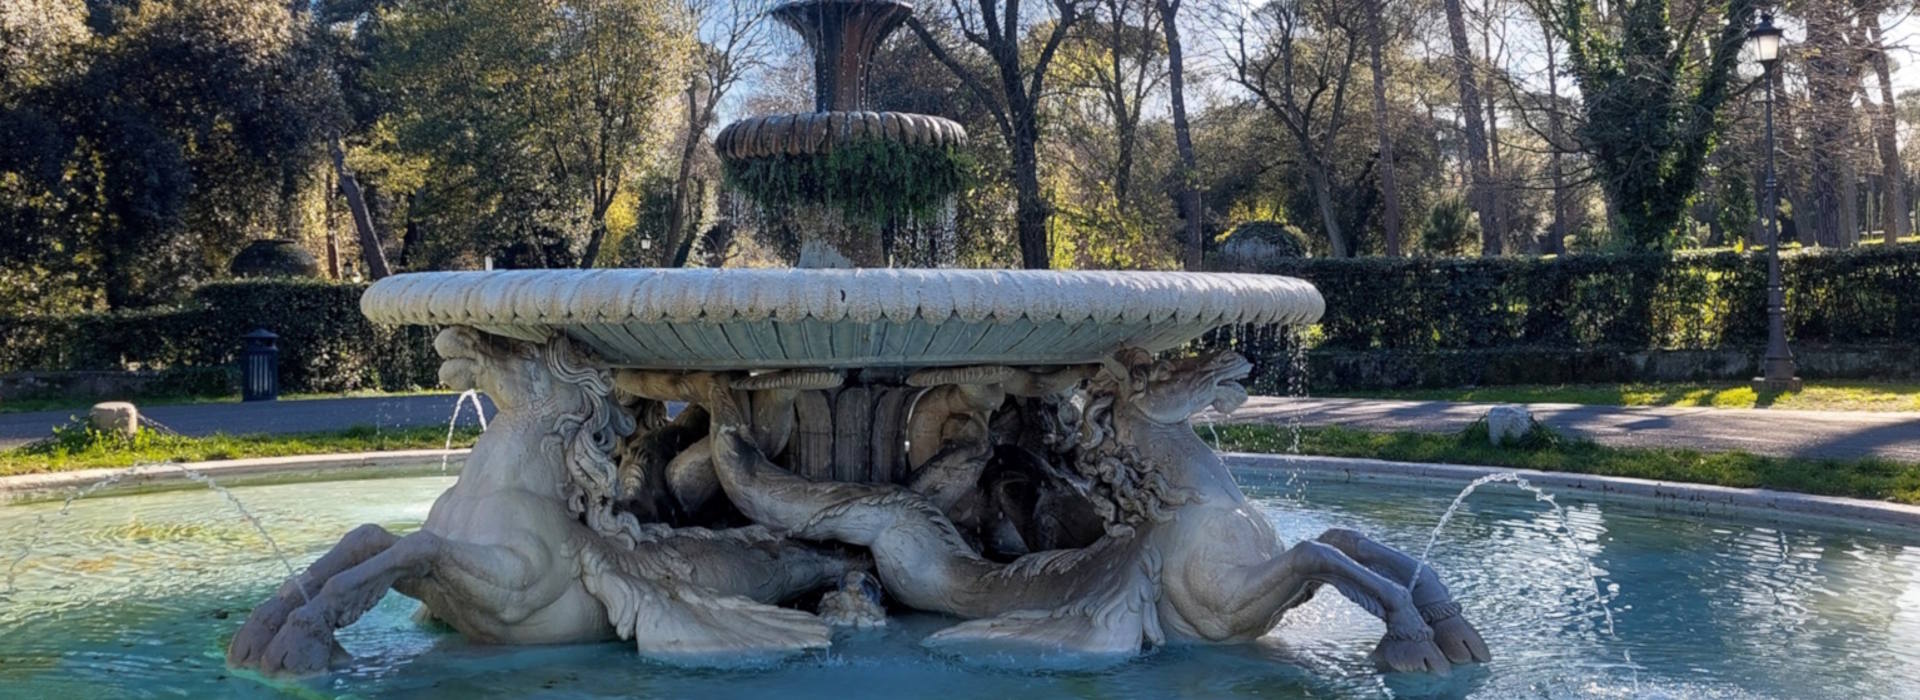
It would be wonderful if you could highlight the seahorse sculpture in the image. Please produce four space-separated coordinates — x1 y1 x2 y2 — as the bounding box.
225 328 860 674
707 348 1491 672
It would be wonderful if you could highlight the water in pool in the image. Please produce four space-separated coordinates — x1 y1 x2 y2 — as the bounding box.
2 469 1918 699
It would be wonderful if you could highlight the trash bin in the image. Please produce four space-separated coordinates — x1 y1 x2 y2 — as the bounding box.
241 328 280 402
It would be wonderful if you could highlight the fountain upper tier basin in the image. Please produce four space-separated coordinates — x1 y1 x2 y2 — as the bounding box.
360 269 1323 369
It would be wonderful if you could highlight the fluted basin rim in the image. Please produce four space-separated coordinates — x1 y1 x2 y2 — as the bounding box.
360 269 1323 369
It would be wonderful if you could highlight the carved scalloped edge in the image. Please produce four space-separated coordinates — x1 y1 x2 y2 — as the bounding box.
714 112 969 161
359 269 1325 329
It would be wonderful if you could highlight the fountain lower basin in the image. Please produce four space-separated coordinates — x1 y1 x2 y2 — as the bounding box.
4 471 1918 698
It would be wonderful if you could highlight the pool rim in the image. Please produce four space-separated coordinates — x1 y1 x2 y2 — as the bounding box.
4 449 1919 535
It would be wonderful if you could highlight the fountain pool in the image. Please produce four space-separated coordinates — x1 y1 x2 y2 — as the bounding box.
4 469 1918 699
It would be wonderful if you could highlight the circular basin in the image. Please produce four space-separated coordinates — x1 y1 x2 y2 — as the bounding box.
360 269 1324 369
4 472 1918 696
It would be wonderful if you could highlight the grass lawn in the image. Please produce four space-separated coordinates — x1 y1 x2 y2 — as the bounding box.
1326 381 1920 412
0 389 456 415
1210 423 1920 505
0 424 481 476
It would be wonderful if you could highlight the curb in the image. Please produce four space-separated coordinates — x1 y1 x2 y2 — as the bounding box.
1226 452 1920 534
0 449 468 505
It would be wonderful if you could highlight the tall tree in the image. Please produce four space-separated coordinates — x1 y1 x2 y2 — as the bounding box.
908 0 1089 268
1365 0 1401 256
1221 0 1367 257
1801 0 1866 247
1547 0 1758 249
373 0 691 268
1155 0 1204 268
1866 7 1908 243
0 0 333 308
1068 0 1162 207
1443 0 1500 254
1542 22 1568 254
1228 0 1367 255
666 0 774 267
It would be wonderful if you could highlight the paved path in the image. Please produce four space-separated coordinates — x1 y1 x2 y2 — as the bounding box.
0 394 494 450
5 393 1918 462
1218 397 1920 462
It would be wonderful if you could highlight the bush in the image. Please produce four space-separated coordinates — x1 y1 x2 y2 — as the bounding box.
1197 244 1920 390
1420 197 1478 256
0 280 439 394
1245 245 1920 352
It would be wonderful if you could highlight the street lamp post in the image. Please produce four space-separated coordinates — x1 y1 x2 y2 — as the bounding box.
1750 13 1800 392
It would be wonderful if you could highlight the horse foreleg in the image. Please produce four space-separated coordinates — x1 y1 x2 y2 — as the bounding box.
1315 528 1490 664
228 523 398 667
256 530 543 675
1216 541 1451 674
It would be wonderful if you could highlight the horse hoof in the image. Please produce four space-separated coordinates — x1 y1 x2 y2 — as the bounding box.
260 609 337 676
226 597 295 668
1430 613 1491 664
1372 633 1452 676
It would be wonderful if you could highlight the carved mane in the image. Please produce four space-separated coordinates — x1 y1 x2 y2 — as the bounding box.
1071 369 1196 534
532 335 651 549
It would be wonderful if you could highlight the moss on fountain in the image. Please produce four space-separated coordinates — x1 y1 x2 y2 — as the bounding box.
722 139 969 223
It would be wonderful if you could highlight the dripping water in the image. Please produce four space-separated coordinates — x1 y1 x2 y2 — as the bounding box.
1282 324 1310 501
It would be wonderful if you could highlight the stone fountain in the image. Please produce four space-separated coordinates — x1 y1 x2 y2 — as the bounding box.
224 0 1488 677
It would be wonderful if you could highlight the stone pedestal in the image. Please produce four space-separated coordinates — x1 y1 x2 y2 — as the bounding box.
1486 404 1531 447
89 402 140 438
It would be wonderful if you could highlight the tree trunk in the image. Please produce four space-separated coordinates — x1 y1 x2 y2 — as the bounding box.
328 136 392 279
1013 121 1050 269
667 84 704 266
1366 0 1401 256
1544 29 1567 254
582 203 612 268
1307 160 1350 257
1804 6 1860 248
323 165 341 278
1482 25 1504 252
1870 21 1909 244
1158 0 1204 270
1440 0 1499 255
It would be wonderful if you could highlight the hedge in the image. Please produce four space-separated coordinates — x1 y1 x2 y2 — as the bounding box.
0 280 439 394
1241 246 1920 351
1200 245 1920 391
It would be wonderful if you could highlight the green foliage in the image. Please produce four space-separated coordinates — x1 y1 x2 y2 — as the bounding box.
1717 169 1757 246
0 0 336 308
367 0 692 268
722 141 971 224
1208 423 1920 504
1419 197 1478 257
2 424 481 476
1245 245 1920 351
0 280 438 394
21 417 161 459
1554 0 1758 250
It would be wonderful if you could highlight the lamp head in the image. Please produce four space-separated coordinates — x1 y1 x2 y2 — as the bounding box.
1749 13 1783 65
